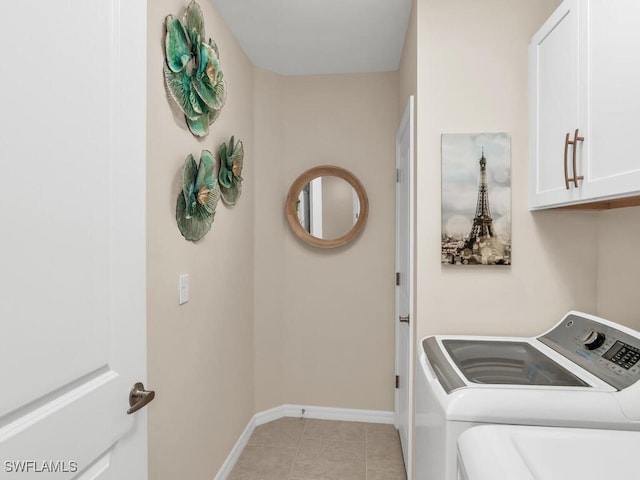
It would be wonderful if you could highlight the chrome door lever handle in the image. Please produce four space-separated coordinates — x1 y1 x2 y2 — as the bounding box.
127 382 155 414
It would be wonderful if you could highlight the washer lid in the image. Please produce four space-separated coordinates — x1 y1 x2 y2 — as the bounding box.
423 337 594 394
442 339 589 387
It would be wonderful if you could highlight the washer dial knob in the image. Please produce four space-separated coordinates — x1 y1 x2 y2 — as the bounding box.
581 329 605 350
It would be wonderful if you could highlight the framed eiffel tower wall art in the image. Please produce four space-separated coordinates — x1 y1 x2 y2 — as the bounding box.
441 133 511 266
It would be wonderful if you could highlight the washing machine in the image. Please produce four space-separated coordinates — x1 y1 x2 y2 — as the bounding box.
415 311 640 480
457 425 640 480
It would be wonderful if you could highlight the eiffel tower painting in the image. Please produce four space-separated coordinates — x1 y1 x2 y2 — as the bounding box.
441 133 511 266
464 149 496 248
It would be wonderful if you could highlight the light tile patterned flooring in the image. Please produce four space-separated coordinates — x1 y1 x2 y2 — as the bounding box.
228 417 407 480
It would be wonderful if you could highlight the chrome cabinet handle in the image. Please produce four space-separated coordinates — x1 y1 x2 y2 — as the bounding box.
399 315 410 324
127 382 155 415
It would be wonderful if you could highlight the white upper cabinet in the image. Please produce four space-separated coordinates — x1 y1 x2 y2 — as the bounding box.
530 0 582 209
530 0 640 210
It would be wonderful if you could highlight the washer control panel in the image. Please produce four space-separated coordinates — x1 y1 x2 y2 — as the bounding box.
538 313 640 391
602 341 640 370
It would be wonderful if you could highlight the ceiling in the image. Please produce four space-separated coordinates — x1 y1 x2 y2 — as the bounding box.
209 0 414 76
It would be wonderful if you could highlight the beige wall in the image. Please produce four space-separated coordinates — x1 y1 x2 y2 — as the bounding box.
148 4 401 472
147 2 255 479
597 207 640 331
253 72 399 412
253 67 286 411
415 0 600 338
280 73 398 410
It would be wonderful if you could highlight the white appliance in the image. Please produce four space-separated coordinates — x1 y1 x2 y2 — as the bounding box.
457 425 640 480
415 311 640 480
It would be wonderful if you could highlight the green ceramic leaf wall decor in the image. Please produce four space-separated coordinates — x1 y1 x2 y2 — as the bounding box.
165 15 191 73
163 1 226 138
183 0 205 48
191 46 227 111
208 108 221 126
176 150 220 241
163 65 204 120
219 136 244 206
209 38 220 60
185 114 209 138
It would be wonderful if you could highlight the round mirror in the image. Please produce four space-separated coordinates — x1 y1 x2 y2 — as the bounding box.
285 166 369 248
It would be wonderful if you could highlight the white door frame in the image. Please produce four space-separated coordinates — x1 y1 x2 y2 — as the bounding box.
395 95 415 479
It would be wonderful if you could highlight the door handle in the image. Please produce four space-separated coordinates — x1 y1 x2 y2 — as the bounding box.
127 382 155 414
399 315 410 324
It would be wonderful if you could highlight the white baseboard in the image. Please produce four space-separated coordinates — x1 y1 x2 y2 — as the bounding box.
214 404 394 479
213 414 257 480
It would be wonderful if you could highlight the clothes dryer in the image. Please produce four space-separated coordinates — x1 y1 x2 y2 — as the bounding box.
457 425 640 480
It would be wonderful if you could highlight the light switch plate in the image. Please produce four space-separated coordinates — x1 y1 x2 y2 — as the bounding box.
179 274 189 305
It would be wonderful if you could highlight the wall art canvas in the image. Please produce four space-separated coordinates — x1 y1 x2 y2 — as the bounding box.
441 133 511 266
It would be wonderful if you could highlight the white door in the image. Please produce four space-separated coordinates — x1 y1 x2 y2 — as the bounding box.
529 0 582 209
395 96 414 477
0 1 148 478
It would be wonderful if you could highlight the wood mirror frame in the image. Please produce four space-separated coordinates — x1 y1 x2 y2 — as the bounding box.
285 165 369 248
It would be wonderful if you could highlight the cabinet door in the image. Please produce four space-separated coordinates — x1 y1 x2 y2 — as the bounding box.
581 0 640 201
530 0 583 209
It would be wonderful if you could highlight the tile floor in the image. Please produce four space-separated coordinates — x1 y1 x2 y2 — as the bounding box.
228 417 407 480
